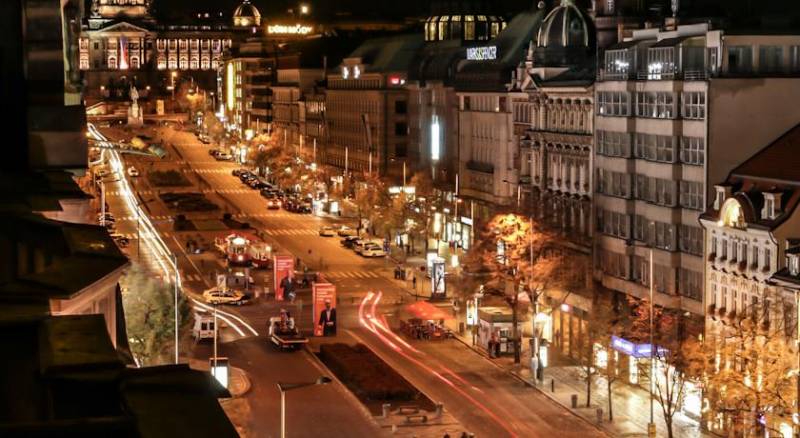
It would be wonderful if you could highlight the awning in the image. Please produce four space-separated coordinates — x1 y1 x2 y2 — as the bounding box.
405 301 452 321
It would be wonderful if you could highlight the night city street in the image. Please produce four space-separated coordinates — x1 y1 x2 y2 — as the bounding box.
5 0 800 437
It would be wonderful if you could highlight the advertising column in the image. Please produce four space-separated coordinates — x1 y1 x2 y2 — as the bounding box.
313 283 337 336
273 255 294 301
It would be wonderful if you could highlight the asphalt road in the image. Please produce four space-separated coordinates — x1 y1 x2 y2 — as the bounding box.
100 123 604 438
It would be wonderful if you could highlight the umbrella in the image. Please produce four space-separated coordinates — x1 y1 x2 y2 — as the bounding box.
405 301 452 321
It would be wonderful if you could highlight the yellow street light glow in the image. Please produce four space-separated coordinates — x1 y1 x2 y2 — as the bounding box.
300 4 309 14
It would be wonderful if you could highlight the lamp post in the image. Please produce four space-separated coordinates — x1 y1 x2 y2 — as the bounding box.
277 377 331 438
648 247 655 438
173 253 179 364
171 71 177 102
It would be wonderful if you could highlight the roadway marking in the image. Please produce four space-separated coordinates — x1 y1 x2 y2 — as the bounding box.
325 271 380 279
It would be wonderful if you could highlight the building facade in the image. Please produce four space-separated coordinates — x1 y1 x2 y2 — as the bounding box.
700 123 800 436
325 35 423 180
594 24 800 321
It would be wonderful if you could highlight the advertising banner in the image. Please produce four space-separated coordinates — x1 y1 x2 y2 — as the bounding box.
313 283 337 336
273 255 294 301
431 260 446 298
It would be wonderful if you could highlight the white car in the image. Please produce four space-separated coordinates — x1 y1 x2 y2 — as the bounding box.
319 226 336 237
202 288 248 306
336 226 357 237
127 166 139 177
361 244 386 257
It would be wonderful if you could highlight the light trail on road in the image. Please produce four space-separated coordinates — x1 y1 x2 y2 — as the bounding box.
88 123 259 338
357 293 519 438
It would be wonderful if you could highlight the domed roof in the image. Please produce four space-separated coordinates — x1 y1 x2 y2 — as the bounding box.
233 0 261 27
537 0 592 48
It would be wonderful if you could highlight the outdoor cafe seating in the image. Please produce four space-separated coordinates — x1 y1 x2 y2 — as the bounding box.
400 302 454 341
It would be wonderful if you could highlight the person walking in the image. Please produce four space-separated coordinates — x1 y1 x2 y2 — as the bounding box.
412 275 417 291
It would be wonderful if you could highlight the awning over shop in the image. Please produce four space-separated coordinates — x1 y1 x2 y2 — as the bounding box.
405 301 452 321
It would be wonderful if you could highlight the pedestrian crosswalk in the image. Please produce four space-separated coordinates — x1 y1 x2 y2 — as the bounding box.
324 271 381 279
106 190 154 196
262 229 317 236
183 273 206 283
183 168 231 174
201 188 257 195
114 214 172 222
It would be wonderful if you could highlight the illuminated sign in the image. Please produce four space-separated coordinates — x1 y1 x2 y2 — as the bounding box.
267 24 313 35
466 46 497 61
611 335 668 358
431 115 440 161
226 63 234 111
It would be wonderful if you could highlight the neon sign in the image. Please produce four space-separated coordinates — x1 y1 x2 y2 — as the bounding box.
466 46 497 61
267 24 313 35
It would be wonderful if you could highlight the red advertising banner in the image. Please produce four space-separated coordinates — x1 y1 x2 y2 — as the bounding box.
273 255 294 301
312 282 337 336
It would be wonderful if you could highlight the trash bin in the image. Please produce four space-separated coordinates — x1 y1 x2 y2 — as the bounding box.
571 394 578 408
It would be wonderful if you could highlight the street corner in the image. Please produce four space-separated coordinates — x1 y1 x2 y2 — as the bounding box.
228 365 252 397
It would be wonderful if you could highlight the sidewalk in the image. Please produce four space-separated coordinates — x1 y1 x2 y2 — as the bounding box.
438 313 709 438
189 359 252 397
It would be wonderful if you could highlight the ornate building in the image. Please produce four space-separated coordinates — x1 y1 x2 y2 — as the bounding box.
513 0 596 243
78 0 258 99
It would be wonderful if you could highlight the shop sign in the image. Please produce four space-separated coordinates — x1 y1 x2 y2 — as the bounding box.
466 45 497 61
611 335 668 358
267 24 313 35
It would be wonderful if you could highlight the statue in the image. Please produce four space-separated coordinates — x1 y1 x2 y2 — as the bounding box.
127 85 143 126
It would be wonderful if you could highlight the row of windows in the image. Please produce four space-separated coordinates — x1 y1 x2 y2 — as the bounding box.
598 249 702 300
596 130 706 165
595 209 703 256
711 235 773 272
597 170 705 210
597 91 706 119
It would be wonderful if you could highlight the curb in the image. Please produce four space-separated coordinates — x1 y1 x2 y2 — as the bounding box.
449 333 613 437
229 365 252 397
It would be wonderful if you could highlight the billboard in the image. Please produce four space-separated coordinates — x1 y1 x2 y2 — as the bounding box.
273 255 294 301
313 282 337 336
431 259 446 298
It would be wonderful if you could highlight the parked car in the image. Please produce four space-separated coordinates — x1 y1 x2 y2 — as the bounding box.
361 244 387 257
354 238 383 255
97 212 115 223
267 198 281 209
239 172 254 182
127 166 139 177
215 153 233 161
340 236 360 248
336 226 357 237
208 148 221 157
319 226 335 237
232 168 248 177
296 202 312 214
202 288 248 306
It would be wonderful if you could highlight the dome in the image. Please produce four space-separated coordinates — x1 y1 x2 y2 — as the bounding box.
233 0 261 27
537 0 591 48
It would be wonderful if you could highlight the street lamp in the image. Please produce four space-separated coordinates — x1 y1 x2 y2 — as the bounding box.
171 71 178 101
277 377 332 438
299 4 309 15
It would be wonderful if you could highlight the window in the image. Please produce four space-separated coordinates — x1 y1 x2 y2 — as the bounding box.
464 16 475 40
635 175 675 207
633 216 675 250
647 47 676 79
680 136 705 165
635 92 675 118
634 133 676 162
597 169 630 198
679 269 702 301
679 225 703 255
94 41 100 50
597 209 629 239
679 180 704 210
759 45 784 74
394 100 407 114
463 96 471 110
600 250 628 279
764 247 772 271
728 46 753 74
606 0 615 15
395 143 407 158
497 97 507 112
604 49 630 78
791 46 800 73
596 130 630 157
681 92 706 119
394 122 407 136
597 92 630 116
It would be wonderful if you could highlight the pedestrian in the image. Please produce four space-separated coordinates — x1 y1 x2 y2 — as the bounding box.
412 275 417 290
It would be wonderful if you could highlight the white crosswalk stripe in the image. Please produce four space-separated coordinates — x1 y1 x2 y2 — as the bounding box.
263 229 316 236
325 271 380 279
107 190 153 196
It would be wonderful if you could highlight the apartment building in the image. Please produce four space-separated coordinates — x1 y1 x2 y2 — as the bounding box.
222 39 276 135
325 35 423 180
594 23 800 320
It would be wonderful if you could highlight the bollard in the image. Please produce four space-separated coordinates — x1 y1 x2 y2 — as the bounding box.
596 408 603 423
571 394 578 408
382 403 391 418
551 378 555 393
